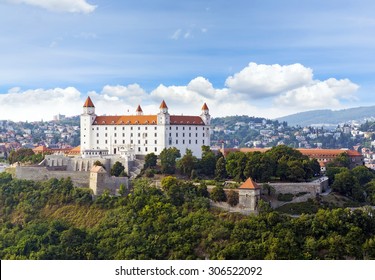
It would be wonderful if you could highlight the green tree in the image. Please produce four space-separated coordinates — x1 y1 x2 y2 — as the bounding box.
110 161 125 177
351 166 374 186
160 147 181 174
227 190 239 206
144 153 157 169
210 185 227 202
200 146 216 176
215 156 227 180
177 149 197 176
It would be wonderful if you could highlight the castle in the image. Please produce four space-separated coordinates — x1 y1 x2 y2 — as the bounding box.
81 97 211 159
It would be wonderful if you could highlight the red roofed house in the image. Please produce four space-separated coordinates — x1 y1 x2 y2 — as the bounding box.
81 97 211 158
238 178 261 213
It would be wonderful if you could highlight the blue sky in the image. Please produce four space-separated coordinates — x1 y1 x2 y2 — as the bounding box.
0 0 375 121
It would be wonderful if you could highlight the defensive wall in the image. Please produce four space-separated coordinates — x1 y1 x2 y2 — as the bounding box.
15 166 90 188
267 177 329 196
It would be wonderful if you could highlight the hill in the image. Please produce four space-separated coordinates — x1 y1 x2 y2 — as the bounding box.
276 106 375 127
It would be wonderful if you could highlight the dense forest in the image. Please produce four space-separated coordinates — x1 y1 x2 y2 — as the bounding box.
1 172 375 260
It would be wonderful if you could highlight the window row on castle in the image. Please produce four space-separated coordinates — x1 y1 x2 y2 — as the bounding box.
168 139 206 145
96 139 158 145
90 125 209 131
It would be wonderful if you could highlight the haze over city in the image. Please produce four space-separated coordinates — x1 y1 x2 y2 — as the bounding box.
0 0 374 121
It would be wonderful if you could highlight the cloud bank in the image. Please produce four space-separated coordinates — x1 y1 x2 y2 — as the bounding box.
7 0 97 14
0 62 359 122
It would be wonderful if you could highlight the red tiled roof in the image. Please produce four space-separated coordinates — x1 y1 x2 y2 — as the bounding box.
94 115 158 125
159 100 168 109
170 115 205 125
239 178 260 189
83 96 95 107
33 146 50 153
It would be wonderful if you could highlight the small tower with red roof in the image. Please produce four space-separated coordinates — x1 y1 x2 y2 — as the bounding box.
157 100 170 125
135 105 143 116
200 102 211 125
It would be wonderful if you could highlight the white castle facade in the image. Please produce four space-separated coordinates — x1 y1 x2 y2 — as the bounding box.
80 97 211 158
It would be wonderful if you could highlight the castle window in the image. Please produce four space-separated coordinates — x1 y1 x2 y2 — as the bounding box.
105 127 107 130
154 126 157 130
131 127 133 130
183 140 185 144
105 140 108 144
145 126 148 130
155 140 157 144
131 140 133 144
189 140 191 144
114 127 117 130
189 127 191 130
122 127 125 130
97 127 99 130
176 140 178 144
145 147 148 152
114 133 117 137
138 127 140 130
97 133 99 137
154 133 157 137
155 147 157 152
131 133 133 137
176 133 178 137
195 140 198 144
114 140 117 144
176 127 178 130
138 133 140 137
97 140 99 144
196 127 198 130
145 140 148 144
203 133 205 137
123 133 125 137
189 133 191 137
138 147 141 152
183 133 185 137
196 133 198 137
138 140 140 144
123 140 125 144
105 133 107 137
203 140 205 145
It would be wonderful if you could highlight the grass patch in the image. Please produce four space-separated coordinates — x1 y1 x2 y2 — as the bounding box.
276 199 319 215
42 204 107 228
277 193 294 202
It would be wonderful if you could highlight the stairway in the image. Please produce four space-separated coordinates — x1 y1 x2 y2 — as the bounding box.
129 158 144 179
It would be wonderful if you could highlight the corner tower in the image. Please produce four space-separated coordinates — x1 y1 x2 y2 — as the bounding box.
200 103 210 125
81 96 96 153
157 100 170 125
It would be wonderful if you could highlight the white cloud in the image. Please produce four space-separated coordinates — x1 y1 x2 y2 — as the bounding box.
7 0 97 14
274 78 359 109
0 87 82 121
0 62 361 121
225 62 313 98
171 29 182 40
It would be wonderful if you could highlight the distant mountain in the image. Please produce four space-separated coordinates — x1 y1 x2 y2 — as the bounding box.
276 106 375 127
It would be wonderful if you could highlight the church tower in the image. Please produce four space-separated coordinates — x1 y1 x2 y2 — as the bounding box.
200 103 210 125
157 100 170 125
81 96 96 153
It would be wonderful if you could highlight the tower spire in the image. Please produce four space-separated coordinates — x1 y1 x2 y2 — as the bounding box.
83 96 95 108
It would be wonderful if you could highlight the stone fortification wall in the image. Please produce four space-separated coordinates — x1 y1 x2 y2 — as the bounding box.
44 155 133 173
268 177 329 196
15 166 90 188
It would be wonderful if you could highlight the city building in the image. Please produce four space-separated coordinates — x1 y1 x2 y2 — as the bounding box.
80 97 211 158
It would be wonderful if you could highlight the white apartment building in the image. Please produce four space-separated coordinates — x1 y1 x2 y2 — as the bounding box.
80 97 211 158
